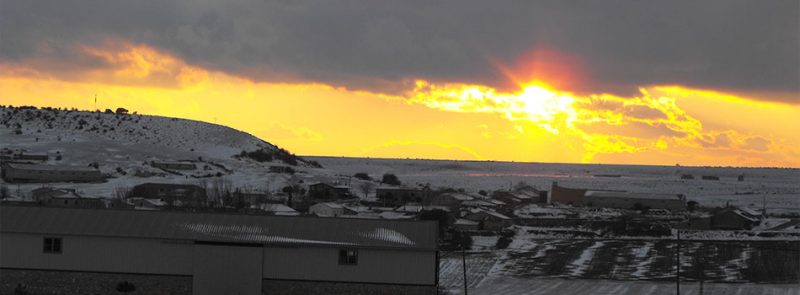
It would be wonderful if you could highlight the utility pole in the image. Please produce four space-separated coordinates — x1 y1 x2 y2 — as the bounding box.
694 243 704 295
676 230 681 295
462 237 468 295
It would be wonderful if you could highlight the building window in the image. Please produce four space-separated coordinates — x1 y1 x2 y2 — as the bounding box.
43 237 62 254
338 249 358 265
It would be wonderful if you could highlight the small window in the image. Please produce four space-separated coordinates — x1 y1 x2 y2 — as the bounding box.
43 237 62 254
338 249 358 265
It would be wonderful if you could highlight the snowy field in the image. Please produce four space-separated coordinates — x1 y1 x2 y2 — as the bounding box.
467 277 800 295
439 239 800 294
309 157 800 212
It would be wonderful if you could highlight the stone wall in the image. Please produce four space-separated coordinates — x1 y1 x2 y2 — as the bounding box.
0 269 192 295
262 279 437 295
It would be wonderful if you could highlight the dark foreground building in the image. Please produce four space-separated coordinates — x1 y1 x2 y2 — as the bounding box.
0 206 438 295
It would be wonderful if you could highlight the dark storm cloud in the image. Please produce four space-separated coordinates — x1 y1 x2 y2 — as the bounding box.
1 0 797 101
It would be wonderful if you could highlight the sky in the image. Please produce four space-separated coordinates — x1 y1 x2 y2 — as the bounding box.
1 0 799 167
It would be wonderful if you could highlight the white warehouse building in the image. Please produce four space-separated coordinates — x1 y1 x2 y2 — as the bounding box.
0 206 438 295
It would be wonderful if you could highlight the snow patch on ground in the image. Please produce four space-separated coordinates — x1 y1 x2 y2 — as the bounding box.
567 241 605 277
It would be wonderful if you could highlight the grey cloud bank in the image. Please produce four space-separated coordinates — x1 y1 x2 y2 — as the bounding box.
1 0 797 101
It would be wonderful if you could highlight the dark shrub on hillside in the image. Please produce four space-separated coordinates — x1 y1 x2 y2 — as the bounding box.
238 149 273 162
353 173 372 181
273 148 298 166
381 173 401 186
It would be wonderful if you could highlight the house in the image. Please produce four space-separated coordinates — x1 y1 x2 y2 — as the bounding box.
453 219 480 231
30 187 105 209
710 207 762 230
151 161 197 171
583 191 686 211
701 175 720 181
309 202 346 217
426 192 473 212
495 186 548 205
130 183 208 207
0 206 438 295
0 162 104 183
307 182 351 199
376 187 431 205
462 208 512 231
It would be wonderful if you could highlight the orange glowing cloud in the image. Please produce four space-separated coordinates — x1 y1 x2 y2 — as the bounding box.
491 47 588 92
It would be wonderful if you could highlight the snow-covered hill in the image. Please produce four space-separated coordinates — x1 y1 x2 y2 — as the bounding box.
0 106 338 197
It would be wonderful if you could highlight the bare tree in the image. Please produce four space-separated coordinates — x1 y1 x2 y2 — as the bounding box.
209 178 233 206
114 186 131 200
357 181 375 198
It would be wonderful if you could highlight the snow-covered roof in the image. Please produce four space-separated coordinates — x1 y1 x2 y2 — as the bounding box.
440 192 474 201
379 212 416 220
466 208 511 220
259 204 297 213
725 208 761 222
395 203 424 213
455 219 479 225
5 163 99 172
738 206 761 217
312 202 345 209
1 206 437 250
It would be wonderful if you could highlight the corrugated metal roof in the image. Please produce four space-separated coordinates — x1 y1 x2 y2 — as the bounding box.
0 206 437 250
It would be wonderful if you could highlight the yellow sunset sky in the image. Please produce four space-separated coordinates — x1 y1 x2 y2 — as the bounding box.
2 42 798 167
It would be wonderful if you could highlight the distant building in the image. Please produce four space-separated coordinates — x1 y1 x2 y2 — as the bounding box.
128 197 167 210
0 162 104 183
492 187 546 206
710 207 761 230
30 187 104 209
376 187 431 204
309 202 346 217
680 174 695 180
584 191 686 211
548 182 589 206
16 152 49 162
0 206 438 295
549 182 625 206
462 208 512 231
426 192 473 212
701 175 720 181
151 161 197 170
453 219 480 231
130 183 207 207
307 182 351 199
257 203 299 216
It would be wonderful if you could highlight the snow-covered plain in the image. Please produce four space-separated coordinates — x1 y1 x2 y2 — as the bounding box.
309 156 800 213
